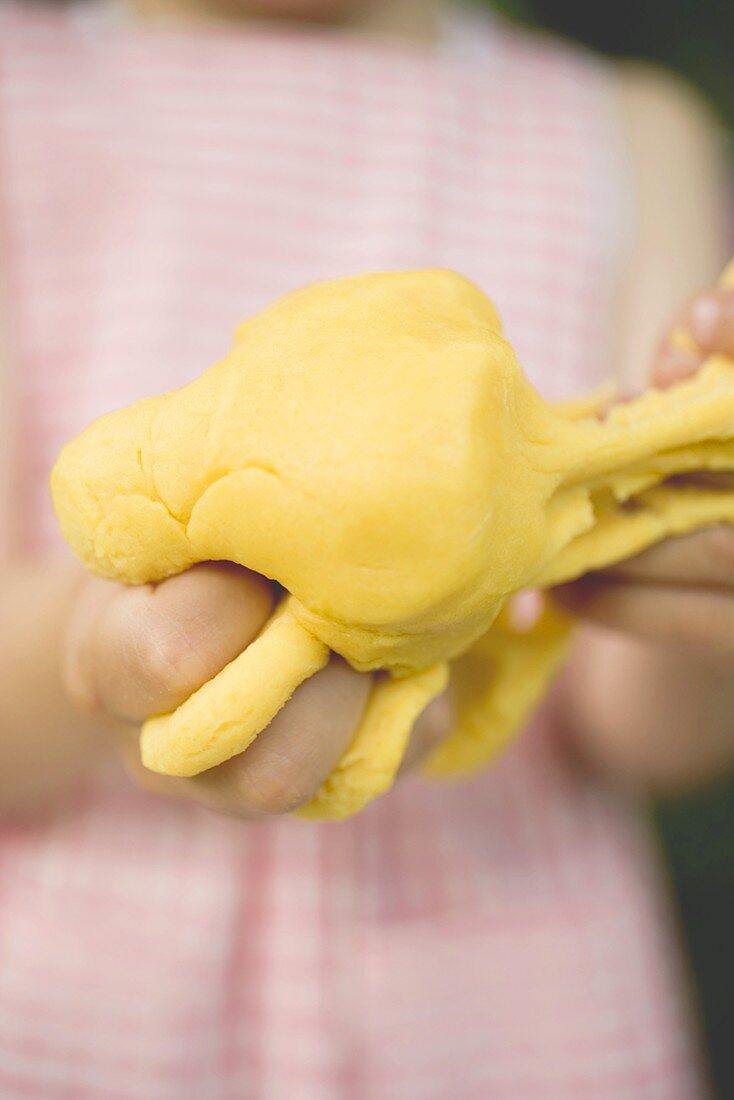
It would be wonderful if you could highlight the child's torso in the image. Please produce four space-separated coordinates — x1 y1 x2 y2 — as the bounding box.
0 5 706 1098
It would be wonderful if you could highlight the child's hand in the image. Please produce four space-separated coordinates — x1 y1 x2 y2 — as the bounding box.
557 286 734 657
62 564 453 818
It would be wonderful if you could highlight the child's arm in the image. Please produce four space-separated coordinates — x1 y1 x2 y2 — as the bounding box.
0 563 107 811
0 293 107 809
556 65 734 793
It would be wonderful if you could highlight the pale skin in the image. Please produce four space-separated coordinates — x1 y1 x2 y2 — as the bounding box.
1 0 733 817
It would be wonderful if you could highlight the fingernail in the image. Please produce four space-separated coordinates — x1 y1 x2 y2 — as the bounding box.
690 296 720 348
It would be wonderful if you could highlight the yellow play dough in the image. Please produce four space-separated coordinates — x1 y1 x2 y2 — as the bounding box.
51 264 734 819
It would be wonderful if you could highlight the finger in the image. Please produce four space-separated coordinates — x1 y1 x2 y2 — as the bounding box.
651 289 734 389
554 575 734 658
398 688 455 774
182 658 371 818
592 526 734 592
72 562 275 723
688 289 734 356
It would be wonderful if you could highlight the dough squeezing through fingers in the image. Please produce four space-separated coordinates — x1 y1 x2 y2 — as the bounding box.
52 262 734 818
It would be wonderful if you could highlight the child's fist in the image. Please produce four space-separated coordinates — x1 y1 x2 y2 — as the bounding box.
62 563 452 817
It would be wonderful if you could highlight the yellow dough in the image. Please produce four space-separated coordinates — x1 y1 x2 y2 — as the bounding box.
51 264 734 819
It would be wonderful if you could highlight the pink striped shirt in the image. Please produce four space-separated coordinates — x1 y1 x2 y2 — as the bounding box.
0 3 709 1097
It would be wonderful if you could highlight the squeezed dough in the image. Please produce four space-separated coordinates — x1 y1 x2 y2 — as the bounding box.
51 265 734 818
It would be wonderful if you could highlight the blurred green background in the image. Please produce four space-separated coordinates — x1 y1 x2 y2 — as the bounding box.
486 2 734 1096
492 1 734 126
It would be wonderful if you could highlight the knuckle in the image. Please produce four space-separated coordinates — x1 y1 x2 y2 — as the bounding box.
234 753 319 817
124 605 208 707
135 627 192 700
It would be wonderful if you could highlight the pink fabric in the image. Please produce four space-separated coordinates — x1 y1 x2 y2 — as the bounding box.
0 3 708 1097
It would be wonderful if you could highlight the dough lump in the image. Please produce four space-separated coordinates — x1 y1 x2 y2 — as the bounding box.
51 266 734 818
